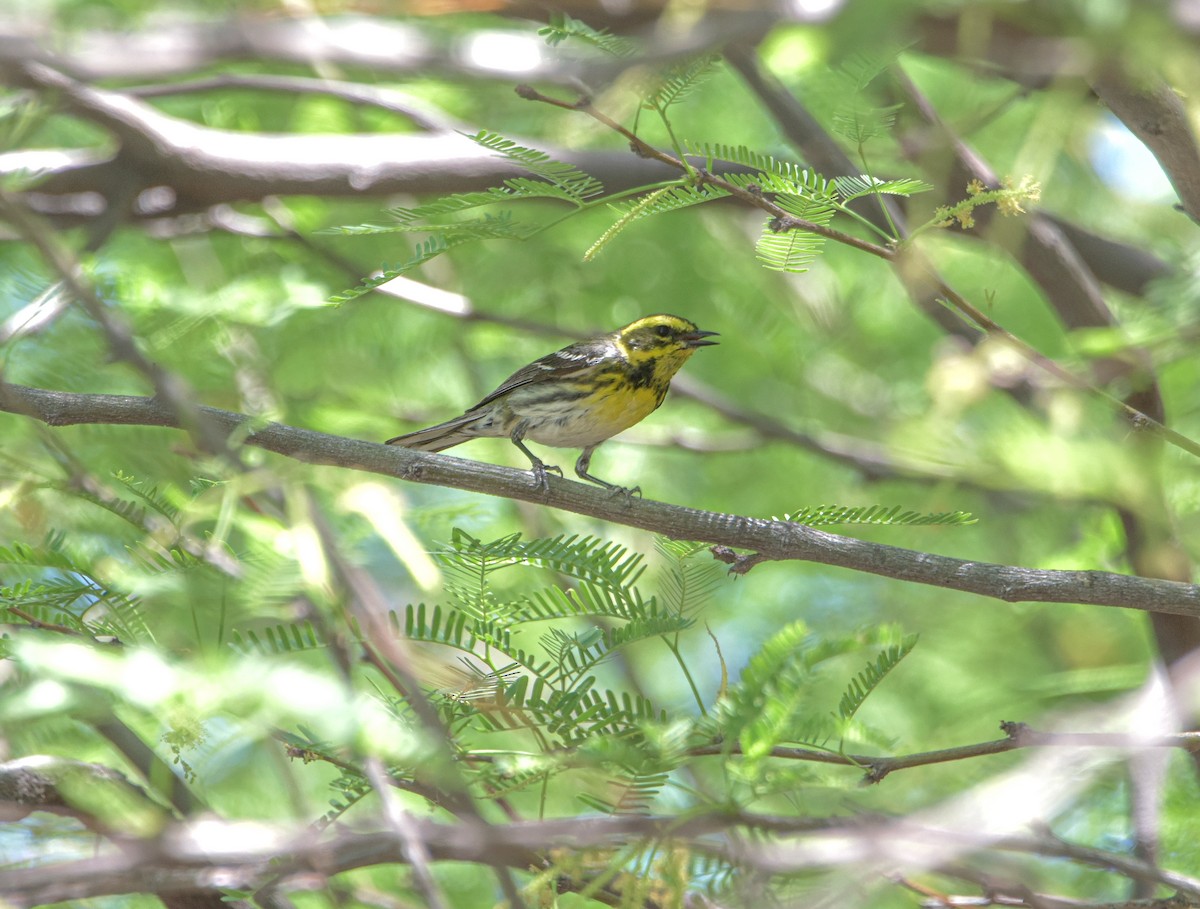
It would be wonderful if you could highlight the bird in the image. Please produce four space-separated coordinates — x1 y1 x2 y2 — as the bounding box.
386 313 718 495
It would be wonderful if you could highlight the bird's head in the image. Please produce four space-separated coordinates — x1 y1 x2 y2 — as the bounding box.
615 314 719 358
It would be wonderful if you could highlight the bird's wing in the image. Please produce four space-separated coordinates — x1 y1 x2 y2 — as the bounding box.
470 336 615 409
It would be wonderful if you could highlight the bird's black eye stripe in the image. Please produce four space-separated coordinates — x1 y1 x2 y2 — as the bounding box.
654 324 672 338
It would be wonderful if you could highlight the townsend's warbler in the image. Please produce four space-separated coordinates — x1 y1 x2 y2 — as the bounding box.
386 314 718 494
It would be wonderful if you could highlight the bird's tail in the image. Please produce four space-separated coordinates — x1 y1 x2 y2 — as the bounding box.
386 413 484 452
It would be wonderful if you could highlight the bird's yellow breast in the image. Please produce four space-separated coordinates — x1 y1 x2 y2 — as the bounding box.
508 376 665 449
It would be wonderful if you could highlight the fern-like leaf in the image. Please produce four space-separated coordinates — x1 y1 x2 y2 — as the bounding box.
723 622 840 762
755 211 832 273
721 623 920 773
110 470 180 524
0 539 151 642
686 142 828 190
578 770 669 815
513 582 648 622
538 12 634 57
327 216 524 304
438 530 649 612
328 236 455 303
322 177 591 235
655 538 725 617
0 537 79 573
383 179 588 223
229 621 324 656
585 184 729 261
837 633 918 723
482 676 665 746
781 504 977 526
536 612 692 688
830 53 905 144
642 54 722 110
468 131 603 201
835 175 933 202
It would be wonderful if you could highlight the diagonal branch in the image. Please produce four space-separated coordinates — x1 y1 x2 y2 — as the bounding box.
4 382 1200 617
1091 63 1200 227
514 84 1200 462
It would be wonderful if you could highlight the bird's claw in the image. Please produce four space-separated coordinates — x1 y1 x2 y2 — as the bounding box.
606 484 641 504
530 461 563 491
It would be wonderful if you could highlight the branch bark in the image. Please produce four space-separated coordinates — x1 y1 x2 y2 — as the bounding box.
4 383 1200 617
1091 63 1200 226
6 809 1200 906
0 61 685 224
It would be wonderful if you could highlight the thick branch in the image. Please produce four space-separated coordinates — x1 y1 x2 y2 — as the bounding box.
0 62 683 222
4 383 1200 616
1092 63 1200 226
0 16 577 85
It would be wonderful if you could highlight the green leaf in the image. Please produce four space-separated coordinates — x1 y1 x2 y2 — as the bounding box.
780 504 977 526
585 184 729 261
538 12 634 57
110 470 180 524
467 131 604 201
835 175 934 201
577 770 669 815
755 211 832 273
642 54 723 110
654 537 725 617
830 52 905 144
837 633 918 723
686 142 829 191
327 219 529 303
229 621 324 655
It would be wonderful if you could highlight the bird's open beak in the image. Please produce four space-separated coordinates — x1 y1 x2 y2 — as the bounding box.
683 330 719 348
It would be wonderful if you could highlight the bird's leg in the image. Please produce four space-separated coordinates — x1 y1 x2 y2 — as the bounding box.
510 424 561 491
574 447 641 501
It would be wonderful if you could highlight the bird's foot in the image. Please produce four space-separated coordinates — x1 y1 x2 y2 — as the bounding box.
580 475 641 503
606 483 642 504
530 459 563 491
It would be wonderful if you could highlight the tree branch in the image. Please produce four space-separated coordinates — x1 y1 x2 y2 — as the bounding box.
689 723 1200 783
1091 62 1200 226
6 809 1200 906
4 383 1200 616
0 61 685 225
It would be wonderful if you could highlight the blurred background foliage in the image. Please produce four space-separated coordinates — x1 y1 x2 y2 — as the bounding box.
3 0 1200 906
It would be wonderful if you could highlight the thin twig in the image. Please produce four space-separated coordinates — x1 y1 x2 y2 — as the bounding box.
689 723 1200 783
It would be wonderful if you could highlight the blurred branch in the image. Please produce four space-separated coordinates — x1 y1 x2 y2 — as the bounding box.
127 74 468 133
0 61 683 224
1091 63 1200 227
0 756 158 826
890 65 1119 336
912 12 1200 227
4 382 1200 616
298 493 528 908
6 808 1200 906
0 15 578 85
